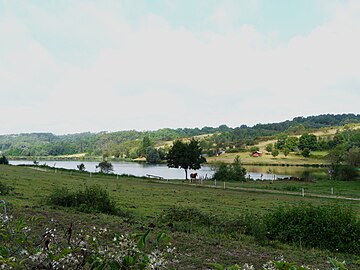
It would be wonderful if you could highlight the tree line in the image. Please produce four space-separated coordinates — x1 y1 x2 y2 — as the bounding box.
0 114 359 159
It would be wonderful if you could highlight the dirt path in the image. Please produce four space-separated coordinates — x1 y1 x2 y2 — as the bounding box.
153 179 360 201
28 167 48 172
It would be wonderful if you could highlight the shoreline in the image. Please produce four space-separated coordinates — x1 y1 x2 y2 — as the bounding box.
8 155 329 167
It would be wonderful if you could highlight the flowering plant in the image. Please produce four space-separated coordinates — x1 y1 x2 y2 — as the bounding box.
0 202 175 269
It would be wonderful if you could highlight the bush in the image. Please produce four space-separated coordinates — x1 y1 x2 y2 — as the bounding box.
264 204 360 254
213 156 246 181
96 161 114 174
0 181 14 195
77 163 86 171
160 207 266 243
47 185 117 214
0 155 8 165
301 148 311 157
332 164 358 180
271 149 279 157
0 212 174 269
249 146 260 152
161 204 360 254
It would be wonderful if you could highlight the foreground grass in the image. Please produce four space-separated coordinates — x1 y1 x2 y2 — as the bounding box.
1 165 360 269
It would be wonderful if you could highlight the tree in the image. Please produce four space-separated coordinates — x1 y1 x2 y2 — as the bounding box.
77 163 86 171
167 139 206 180
145 147 161 164
232 155 247 181
271 149 279 157
285 137 299 151
213 156 247 181
299 134 319 151
344 146 360 167
96 161 113 174
302 148 311 158
0 155 9 165
276 134 288 150
283 147 290 157
140 136 153 157
328 144 360 180
265 144 273 153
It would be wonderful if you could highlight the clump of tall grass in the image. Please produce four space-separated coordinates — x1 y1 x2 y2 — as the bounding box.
159 206 266 243
47 185 117 215
0 181 14 195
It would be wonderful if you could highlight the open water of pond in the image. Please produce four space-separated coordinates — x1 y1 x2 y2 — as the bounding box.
9 160 326 180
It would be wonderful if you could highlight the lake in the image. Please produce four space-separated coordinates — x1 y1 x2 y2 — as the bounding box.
8 160 326 180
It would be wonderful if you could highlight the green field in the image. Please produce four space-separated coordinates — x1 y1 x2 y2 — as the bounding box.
1 165 360 269
207 151 329 165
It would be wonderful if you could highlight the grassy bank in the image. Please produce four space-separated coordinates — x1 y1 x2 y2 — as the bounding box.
1 165 360 269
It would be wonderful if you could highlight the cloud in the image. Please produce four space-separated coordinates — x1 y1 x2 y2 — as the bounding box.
0 0 359 134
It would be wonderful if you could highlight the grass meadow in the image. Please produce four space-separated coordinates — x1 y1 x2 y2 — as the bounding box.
1 164 360 269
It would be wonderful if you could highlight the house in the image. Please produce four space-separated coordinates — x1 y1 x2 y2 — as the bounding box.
251 151 262 157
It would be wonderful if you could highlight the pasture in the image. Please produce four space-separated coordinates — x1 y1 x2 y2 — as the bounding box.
1 164 360 269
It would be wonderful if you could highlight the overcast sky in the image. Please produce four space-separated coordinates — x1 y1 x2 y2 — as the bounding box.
1 0 359 135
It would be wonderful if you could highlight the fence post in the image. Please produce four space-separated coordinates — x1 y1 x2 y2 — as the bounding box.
302 188 305 197
331 187 334 195
223 182 226 189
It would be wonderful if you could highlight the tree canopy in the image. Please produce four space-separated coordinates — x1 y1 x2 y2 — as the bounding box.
167 139 206 180
0 155 9 165
96 161 113 174
213 156 247 181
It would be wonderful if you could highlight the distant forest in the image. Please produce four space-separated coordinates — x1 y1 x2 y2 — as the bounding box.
1 113 359 158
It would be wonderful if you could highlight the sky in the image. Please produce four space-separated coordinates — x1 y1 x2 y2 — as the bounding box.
0 0 359 135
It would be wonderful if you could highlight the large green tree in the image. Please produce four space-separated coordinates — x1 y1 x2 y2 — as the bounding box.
299 133 319 151
167 139 206 180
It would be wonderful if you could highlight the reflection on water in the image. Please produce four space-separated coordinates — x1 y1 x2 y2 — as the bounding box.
9 160 326 180
244 165 327 180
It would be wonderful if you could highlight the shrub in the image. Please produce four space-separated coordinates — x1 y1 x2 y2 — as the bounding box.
0 155 8 165
96 161 114 174
210 257 349 270
264 204 360 254
213 156 246 181
161 204 360 254
0 212 174 269
160 207 266 243
249 146 260 152
47 185 117 214
331 164 358 180
0 181 14 195
77 163 86 171
271 149 279 157
302 148 311 157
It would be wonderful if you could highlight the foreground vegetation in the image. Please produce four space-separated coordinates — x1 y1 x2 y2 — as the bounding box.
1 165 360 269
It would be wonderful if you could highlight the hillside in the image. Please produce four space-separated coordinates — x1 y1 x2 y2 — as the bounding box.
1 113 359 161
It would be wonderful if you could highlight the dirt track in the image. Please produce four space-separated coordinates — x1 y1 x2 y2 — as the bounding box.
153 179 360 201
